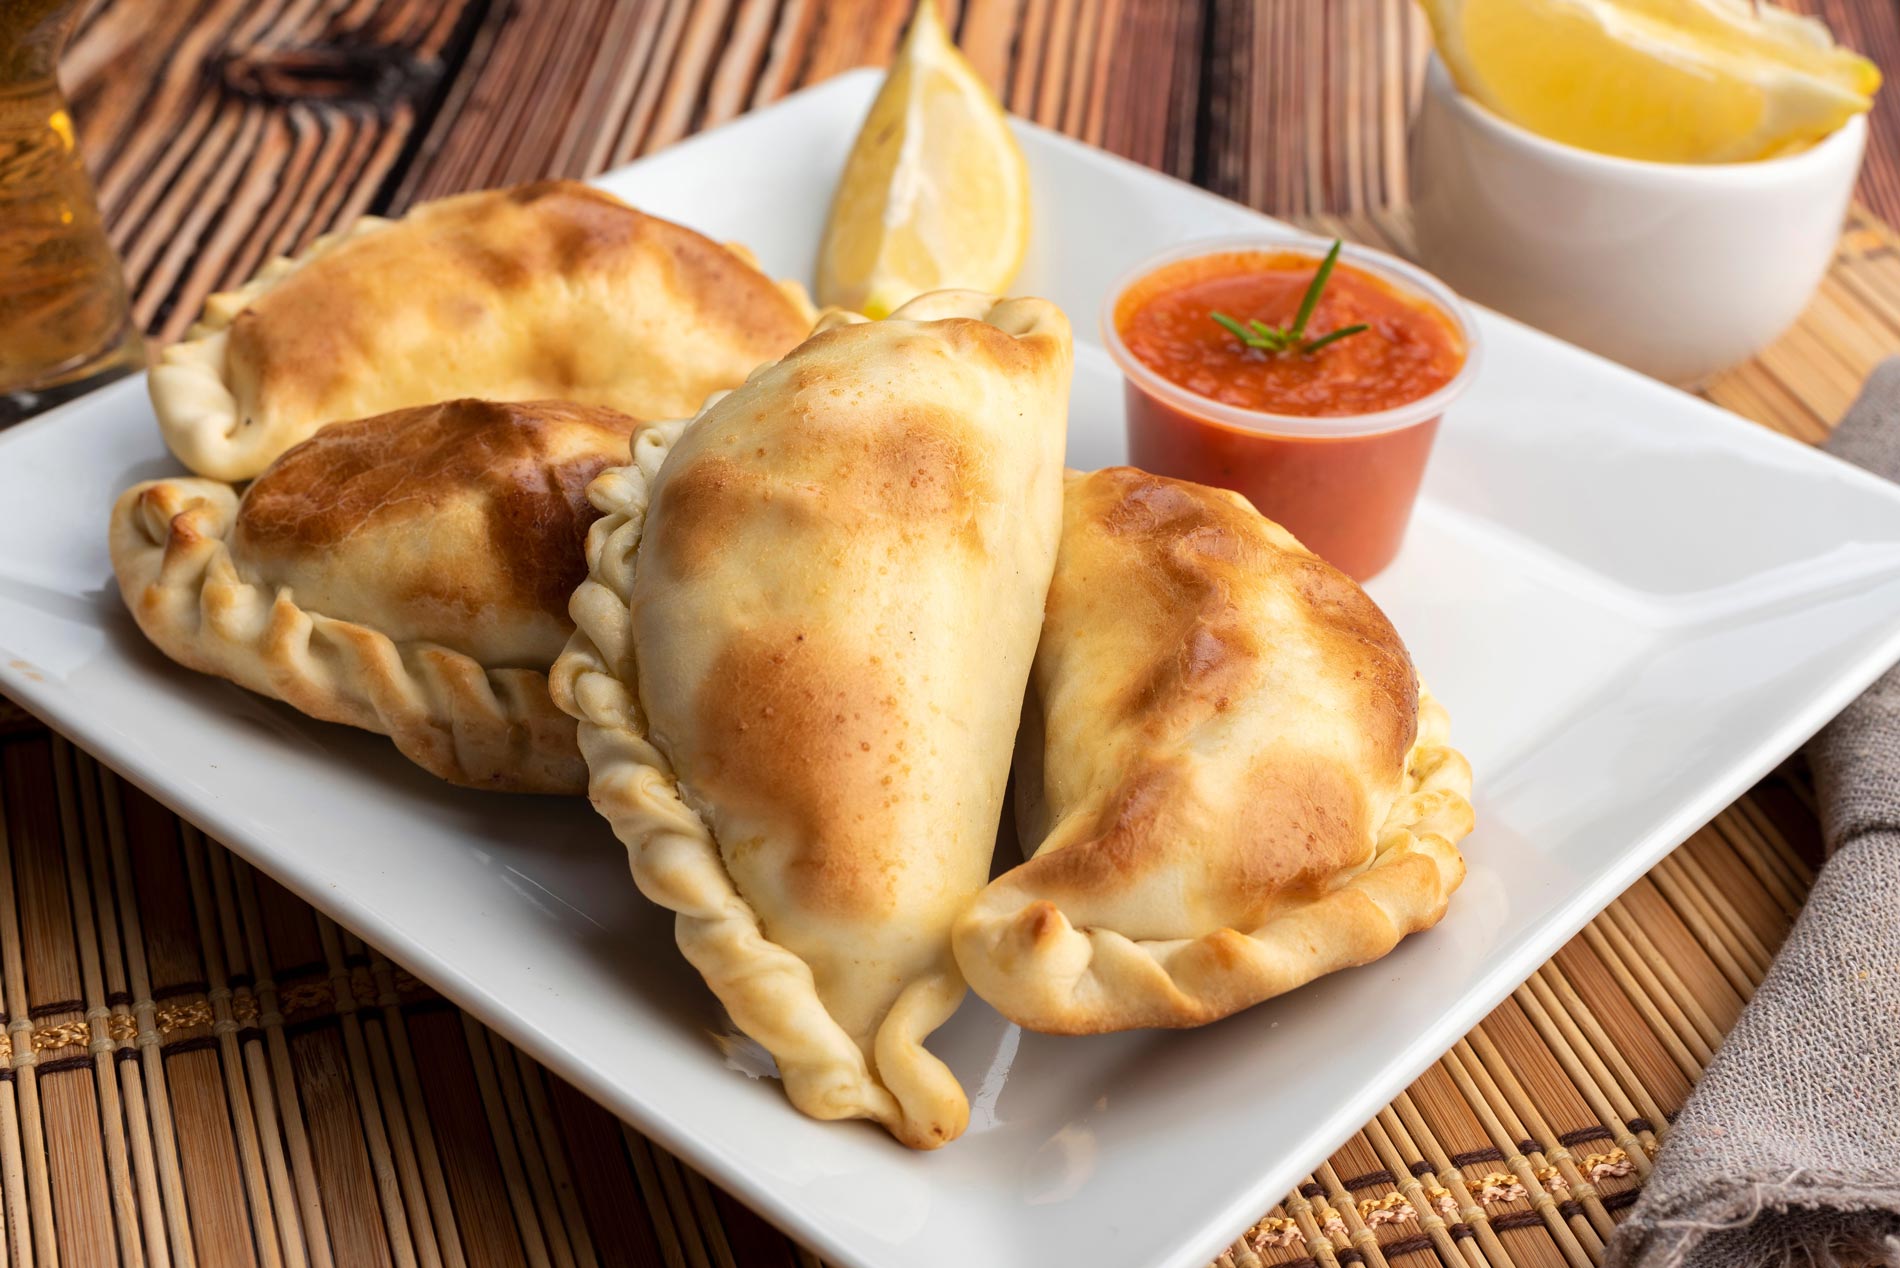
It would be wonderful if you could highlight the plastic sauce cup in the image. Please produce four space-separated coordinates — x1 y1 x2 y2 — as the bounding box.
1102 236 1481 581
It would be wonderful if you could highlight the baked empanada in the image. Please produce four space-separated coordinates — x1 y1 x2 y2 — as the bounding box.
552 291 1072 1148
150 181 815 481
110 398 639 793
952 467 1473 1033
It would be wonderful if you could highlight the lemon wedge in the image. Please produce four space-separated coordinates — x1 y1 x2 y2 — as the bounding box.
1420 0 1879 163
816 0 1029 318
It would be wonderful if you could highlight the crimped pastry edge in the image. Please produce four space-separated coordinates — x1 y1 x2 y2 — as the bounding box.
952 685 1475 1034
553 293 1075 1150
551 412 979 1149
108 476 587 794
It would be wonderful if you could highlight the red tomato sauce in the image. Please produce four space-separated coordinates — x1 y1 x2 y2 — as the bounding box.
1115 250 1463 416
1112 249 1468 580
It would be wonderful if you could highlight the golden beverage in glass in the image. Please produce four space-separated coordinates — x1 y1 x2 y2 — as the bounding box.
1 0 143 423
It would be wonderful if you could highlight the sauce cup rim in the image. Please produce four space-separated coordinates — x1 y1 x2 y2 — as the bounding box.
1101 233 1484 439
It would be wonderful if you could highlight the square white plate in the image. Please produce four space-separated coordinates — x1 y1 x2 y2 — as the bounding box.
6 70 1900 1268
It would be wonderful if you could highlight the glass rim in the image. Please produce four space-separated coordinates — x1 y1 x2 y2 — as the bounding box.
1100 233 1484 438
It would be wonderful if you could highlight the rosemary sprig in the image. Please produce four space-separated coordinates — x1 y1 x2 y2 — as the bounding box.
1210 238 1369 357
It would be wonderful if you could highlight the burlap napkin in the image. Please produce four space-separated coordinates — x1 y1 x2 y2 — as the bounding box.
1608 359 1900 1268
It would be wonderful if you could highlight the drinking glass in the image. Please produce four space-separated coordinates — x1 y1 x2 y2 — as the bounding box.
1 0 144 424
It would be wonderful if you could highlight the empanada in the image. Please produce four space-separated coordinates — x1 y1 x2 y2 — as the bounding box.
552 291 1072 1148
110 398 639 793
953 467 1473 1033
150 181 815 481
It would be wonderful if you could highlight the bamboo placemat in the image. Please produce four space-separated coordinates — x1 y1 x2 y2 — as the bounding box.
12 1 1900 1265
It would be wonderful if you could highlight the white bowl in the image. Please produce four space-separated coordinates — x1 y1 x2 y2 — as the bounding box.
1410 54 1865 386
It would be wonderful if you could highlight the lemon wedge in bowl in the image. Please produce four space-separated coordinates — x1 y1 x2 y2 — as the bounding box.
816 0 1029 318
1420 0 1879 163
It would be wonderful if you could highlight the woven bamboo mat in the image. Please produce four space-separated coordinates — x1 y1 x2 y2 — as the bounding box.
10 1 1900 1265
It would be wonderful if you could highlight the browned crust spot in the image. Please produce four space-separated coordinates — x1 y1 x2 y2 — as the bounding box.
235 398 636 622
230 181 811 417
649 403 994 581
1022 750 1373 932
688 627 918 919
1082 466 1415 764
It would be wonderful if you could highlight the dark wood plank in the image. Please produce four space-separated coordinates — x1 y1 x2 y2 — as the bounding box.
64 0 484 341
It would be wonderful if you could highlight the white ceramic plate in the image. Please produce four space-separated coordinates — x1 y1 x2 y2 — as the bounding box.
5 70 1900 1268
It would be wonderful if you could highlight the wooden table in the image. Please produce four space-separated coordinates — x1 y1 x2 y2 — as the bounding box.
65 0 1900 346
5 3 1897 1266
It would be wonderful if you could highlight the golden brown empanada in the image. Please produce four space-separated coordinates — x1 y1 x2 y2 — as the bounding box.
110 398 638 793
552 291 1072 1148
952 467 1473 1034
150 181 815 481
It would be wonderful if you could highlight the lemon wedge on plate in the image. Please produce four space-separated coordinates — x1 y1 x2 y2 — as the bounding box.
816 0 1029 318
1420 0 1879 162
